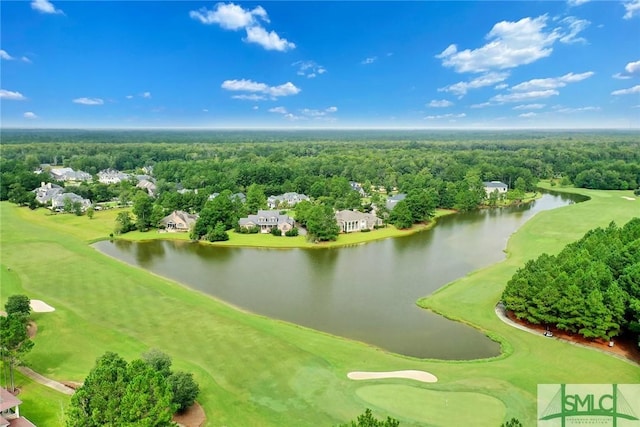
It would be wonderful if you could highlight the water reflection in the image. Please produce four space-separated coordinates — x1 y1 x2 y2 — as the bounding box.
94 192 581 359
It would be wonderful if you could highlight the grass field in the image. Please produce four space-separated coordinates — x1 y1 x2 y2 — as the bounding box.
0 186 638 426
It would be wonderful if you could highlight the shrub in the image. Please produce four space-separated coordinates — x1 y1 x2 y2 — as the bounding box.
361 228 371 233
285 227 299 237
271 227 282 236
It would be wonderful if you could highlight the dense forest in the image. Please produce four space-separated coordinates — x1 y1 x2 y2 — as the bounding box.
502 218 640 346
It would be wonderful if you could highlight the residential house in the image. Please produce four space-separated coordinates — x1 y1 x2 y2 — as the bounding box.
33 182 63 204
50 167 92 183
208 192 246 203
136 179 157 197
160 210 198 232
386 193 406 211
98 168 130 184
349 181 366 196
142 165 154 175
267 192 309 209
483 181 508 197
238 210 295 234
51 193 92 211
335 210 382 233
1 387 36 426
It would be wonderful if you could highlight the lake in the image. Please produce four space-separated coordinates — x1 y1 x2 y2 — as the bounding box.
94 191 582 359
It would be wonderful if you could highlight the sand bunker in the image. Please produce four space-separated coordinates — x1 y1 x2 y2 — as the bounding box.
30 300 55 313
347 370 438 383
622 196 636 201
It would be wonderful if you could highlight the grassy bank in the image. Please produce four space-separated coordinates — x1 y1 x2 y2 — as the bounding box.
1 187 638 426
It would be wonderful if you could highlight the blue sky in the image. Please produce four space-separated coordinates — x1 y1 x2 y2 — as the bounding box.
1 0 639 129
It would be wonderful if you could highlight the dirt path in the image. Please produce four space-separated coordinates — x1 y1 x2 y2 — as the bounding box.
17 366 75 395
495 303 640 367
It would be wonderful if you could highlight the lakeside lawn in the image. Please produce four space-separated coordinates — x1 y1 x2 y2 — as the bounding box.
0 186 638 426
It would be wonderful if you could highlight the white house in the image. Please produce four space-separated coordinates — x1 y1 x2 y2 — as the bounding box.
238 210 295 233
267 192 309 209
98 169 130 184
335 210 382 233
483 181 508 197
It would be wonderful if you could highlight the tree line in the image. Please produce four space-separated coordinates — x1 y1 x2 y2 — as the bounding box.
502 218 640 345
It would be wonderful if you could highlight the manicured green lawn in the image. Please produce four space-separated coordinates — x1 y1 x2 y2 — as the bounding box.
0 187 638 426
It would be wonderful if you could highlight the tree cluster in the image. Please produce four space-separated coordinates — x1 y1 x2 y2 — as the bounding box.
0 295 34 392
66 349 199 426
502 218 640 344
338 408 400 427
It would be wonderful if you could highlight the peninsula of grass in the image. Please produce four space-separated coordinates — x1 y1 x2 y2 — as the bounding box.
1 186 638 426
19 205 456 248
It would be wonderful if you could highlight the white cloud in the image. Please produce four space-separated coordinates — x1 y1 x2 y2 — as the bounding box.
436 15 589 73
470 102 496 109
21 56 32 63
222 79 300 99
31 0 63 14
494 83 508 90
513 103 545 110
438 72 509 97
252 105 259 110
436 16 556 73
510 71 594 91
72 97 104 105
519 112 537 118
23 112 38 119
428 99 454 108
202 109 209 112
190 3 293 52
558 17 590 44
189 3 267 29
300 106 338 117
623 0 640 19
244 26 295 51
567 0 590 6
142 92 152 98
232 94 267 101
293 60 326 78
425 113 466 120
625 60 640 74
613 73 632 80
361 56 378 65
0 50 14 60
268 106 288 114
611 85 640 95
0 89 26 100
492 89 559 102
125 95 134 99
555 106 600 113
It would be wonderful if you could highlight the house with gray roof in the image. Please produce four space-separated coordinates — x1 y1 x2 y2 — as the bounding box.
50 167 92 183
267 192 309 209
33 182 63 204
136 179 157 197
349 181 366 196
98 169 130 184
238 210 295 234
335 210 382 233
50 193 91 211
386 193 406 211
160 210 198 232
483 181 508 197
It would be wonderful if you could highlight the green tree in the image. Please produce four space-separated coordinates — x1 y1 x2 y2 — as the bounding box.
404 188 437 223
339 408 400 427
246 184 267 213
142 348 173 377
114 211 135 235
5 294 31 317
306 204 340 242
133 193 154 231
168 371 200 413
388 200 413 229
65 352 176 426
73 201 83 216
86 206 95 219
206 221 229 242
151 204 166 228
0 314 34 392
500 418 523 427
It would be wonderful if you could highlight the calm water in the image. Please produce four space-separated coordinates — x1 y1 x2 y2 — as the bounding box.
94 192 582 359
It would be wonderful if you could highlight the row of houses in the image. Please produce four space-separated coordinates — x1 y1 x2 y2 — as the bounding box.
33 182 92 211
161 208 383 235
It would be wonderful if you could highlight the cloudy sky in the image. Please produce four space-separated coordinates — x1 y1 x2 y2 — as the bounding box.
1 0 639 129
